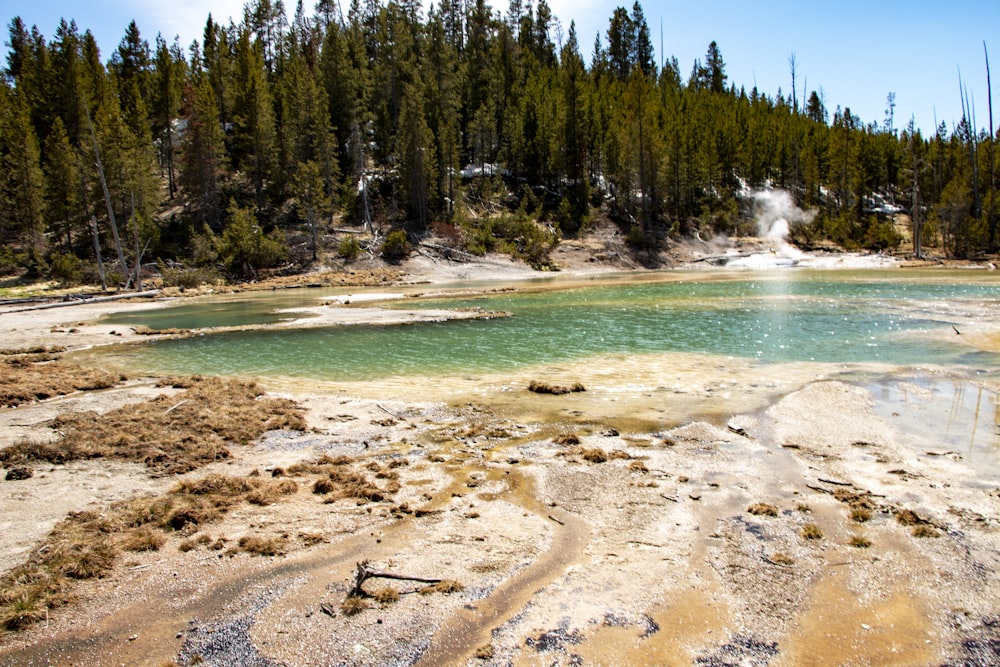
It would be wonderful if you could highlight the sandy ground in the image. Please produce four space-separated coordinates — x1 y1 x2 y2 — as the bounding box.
1 244 999 666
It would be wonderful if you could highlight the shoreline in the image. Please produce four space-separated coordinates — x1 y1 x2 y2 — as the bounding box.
1 254 999 666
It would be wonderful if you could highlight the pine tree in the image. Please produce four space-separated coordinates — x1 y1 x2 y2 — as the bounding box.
232 28 277 212
0 81 47 270
43 117 84 252
180 76 227 228
398 80 437 228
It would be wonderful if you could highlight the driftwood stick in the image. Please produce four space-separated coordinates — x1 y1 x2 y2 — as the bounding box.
164 400 189 415
818 477 853 486
348 560 442 598
376 403 402 419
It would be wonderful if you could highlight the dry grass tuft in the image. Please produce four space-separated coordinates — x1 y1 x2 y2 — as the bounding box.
801 523 823 540
552 433 581 446
770 552 795 566
238 535 287 556
912 524 940 538
628 460 649 473
299 531 325 546
372 587 400 604
850 507 873 523
340 595 368 616
748 503 779 517
528 381 586 395
419 580 464 595
475 644 494 660
849 535 872 548
894 508 924 526
307 462 395 503
0 377 306 475
580 448 608 463
120 527 166 552
834 488 876 510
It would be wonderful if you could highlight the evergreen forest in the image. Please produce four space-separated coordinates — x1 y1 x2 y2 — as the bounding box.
1 0 997 287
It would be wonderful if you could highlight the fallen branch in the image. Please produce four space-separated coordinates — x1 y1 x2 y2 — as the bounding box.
163 400 189 415
547 514 565 525
818 477 853 486
347 560 443 598
376 403 402 419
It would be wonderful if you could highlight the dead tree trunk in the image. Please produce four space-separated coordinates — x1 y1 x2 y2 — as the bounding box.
84 104 128 283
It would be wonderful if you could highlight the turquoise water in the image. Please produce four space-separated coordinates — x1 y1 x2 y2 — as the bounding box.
96 270 1000 381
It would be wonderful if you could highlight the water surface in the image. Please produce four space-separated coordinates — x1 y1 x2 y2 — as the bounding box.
96 269 1000 381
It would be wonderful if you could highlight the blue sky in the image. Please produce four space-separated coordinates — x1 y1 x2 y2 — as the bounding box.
2 0 997 136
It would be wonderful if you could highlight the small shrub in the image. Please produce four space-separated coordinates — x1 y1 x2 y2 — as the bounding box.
381 230 410 262
338 235 362 260
47 252 83 284
849 535 872 548
553 433 581 446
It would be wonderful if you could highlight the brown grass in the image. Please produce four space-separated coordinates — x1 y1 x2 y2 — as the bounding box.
801 523 823 540
850 507 873 523
418 580 464 595
340 595 368 616
238 535 287 556
552 433 581 446
306 460 396 503
834 488 876 510
580 448 608 463
912 524 940 538
372 587 400 604
748 503 779 517
770 552 795 566
0 470 312 631
120 527 166 552
894 508 925 526
0 377 307 475
528 381 586 395
0 356 125 407
628 461 649 473
849 535 872 548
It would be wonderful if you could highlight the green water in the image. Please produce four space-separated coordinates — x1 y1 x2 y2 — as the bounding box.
96 270 1000 381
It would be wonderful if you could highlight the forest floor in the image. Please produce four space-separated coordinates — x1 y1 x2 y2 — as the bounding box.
1 229 999 666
